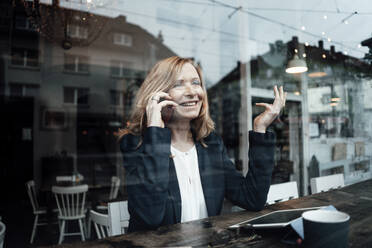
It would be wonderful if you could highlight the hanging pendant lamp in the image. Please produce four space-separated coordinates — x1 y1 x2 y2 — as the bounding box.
285 54 308 73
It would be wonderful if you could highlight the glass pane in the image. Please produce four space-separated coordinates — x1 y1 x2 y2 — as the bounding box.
64 54 75 71
11 48 24 66
77 88 89 105
3 2 372 245
10 84 22 96
63 87 75 103
78 56 89 72
26 50 39 67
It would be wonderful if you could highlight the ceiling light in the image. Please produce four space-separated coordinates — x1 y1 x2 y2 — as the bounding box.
285 54 308 74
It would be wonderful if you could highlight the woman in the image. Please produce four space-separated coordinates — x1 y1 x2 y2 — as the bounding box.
119 56 286 232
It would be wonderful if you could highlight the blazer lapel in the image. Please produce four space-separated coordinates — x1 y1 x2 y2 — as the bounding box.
168 157 182 223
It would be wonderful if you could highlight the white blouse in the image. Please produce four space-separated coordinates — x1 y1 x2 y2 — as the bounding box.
171 145 208 222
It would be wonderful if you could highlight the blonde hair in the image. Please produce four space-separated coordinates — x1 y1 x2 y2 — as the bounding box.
118 56 215 146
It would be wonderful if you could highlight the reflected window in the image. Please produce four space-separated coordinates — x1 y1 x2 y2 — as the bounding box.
10 83 39 97
64 87 89 105
113 33 133 47
15 15 35 31
110 90 124 106
110 60 133 78
66 24 88 39
11 48 39 67
64 54 89 73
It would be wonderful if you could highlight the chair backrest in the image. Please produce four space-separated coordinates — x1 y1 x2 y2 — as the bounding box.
109 176 120 200
310 174 345 194
0 221 5 248
52 184 88 218
26 180 40 213
267 181 299 205
108 201 129 236
90 210 110 239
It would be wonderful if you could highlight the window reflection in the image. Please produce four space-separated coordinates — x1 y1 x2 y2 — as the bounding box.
2 0 372 245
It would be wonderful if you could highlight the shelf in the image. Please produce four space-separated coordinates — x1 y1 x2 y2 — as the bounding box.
345 171 372 185
319 156 371 171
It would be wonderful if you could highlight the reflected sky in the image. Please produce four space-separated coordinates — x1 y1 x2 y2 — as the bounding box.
56 0 372 84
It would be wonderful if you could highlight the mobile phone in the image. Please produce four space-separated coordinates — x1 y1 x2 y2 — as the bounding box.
160 98 174 124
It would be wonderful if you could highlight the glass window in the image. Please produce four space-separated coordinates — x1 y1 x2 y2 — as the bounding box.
64 54 89 73
67 24 88 39
110 90 123 106
64 87 89 105
10 48 39 67
113 33 133 47
3 2 372 246
63 87 75 103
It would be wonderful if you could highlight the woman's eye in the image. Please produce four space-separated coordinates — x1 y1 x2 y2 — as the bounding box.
173 82 182 87
192 80 201 85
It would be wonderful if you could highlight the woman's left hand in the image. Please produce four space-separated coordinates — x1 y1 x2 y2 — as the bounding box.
253 85 287 133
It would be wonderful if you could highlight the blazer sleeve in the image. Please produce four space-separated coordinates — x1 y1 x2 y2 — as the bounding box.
223 130 275 211
120 127 172 229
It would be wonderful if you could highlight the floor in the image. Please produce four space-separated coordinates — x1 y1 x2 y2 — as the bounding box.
1 201 105 247
0 188 116 247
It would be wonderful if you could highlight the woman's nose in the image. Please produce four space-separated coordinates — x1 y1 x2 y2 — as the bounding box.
184 84 196 96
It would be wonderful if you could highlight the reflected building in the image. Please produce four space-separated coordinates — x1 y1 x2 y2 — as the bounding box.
208 35 372 191
0 1 176 195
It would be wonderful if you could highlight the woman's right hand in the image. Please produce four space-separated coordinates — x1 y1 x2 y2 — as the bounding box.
146 92 178 128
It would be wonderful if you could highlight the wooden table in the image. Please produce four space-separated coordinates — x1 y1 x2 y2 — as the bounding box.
45 179 372 248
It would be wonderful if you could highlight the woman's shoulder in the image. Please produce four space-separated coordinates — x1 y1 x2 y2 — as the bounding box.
119 133 141 152
202 131 223 146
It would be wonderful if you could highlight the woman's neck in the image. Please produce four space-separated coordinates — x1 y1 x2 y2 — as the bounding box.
167 121 194 151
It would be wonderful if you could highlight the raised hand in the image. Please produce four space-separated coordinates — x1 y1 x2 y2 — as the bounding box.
146 92 178 128
253 85 287 133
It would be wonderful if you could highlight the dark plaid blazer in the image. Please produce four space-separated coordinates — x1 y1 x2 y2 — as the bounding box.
120 127 275 232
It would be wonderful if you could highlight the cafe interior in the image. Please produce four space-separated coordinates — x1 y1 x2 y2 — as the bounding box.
0 0 372 247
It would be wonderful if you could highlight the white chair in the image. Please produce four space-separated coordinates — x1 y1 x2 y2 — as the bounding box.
26 180 58 244
310 174 345 194
266 181 299 205
108 201 129 235
96 176 121 211
0 221 5 248
52 184 88 244
90 210 110 239
109 176 121 200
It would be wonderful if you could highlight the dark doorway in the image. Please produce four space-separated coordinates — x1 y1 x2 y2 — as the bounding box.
0 97 34 202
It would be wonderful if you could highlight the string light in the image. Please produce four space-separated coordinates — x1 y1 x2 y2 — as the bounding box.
322 31 326 36
323 15 328 19
358 44 362 48
303 53 307 58
305 42 309 46
322 54 326 59
327 37 332 42
301 26 306 30
294 48 298 53
343 20 349 24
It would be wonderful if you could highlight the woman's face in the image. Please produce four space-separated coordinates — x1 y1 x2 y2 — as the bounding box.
167 62 205 123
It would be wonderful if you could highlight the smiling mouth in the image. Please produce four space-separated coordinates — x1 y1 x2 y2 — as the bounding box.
179 101 198 107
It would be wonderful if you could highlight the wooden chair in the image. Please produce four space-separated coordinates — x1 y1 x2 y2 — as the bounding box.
108 201 129 235
52 184 88 244
310 174 345 194
266 181 299 205
26 180 58 244
90 210 110 239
